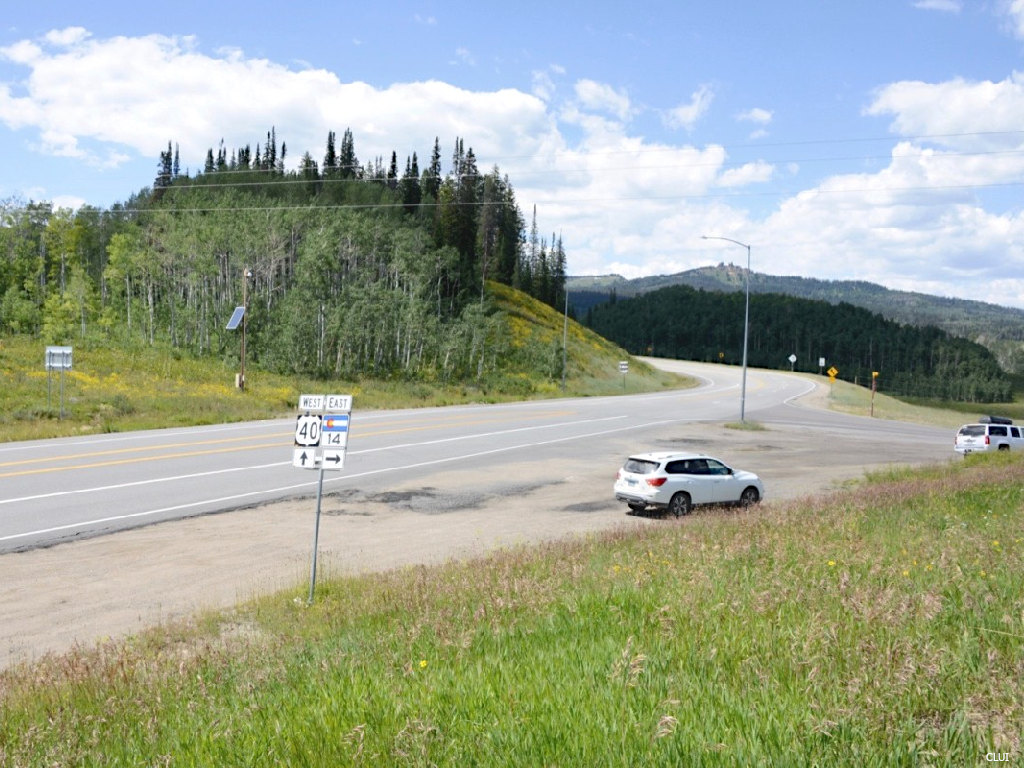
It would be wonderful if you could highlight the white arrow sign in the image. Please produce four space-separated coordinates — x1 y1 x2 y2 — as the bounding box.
293 448 319 468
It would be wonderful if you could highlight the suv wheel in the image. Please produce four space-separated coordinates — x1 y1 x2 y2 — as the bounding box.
668 492 692 517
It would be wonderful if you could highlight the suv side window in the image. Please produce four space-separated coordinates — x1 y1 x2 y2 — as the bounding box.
990 426 1009 437
1012 427 1021 438
705 459 730 475
666 459 706 474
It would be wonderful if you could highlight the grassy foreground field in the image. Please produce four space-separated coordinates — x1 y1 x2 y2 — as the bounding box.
1 452 1021 765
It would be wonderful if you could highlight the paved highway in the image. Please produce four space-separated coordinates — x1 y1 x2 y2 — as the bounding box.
0 360 953 553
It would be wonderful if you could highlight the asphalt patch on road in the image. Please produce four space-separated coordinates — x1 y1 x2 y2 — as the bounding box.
562 500 617 513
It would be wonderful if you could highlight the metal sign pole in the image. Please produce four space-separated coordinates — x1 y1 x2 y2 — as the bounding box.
308 462 326 604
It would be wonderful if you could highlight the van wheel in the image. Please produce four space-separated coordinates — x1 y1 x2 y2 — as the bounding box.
668 492 692 517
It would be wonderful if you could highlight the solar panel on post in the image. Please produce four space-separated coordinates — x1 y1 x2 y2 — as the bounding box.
225 306 245 330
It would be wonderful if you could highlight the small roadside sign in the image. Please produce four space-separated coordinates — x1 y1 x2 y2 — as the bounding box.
322 449 345 468
297 392 354 605
45 346 73 370
294 414 322 446
299 394 325 411
293 448 319 468
325 394 352 411
827 366 838 378
321 414 349 448
44 346 73 419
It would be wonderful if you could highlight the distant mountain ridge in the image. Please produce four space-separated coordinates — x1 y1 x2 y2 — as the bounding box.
567 265 1024 372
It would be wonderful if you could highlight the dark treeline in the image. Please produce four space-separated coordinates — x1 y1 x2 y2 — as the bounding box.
1 129 568 381
585 284 1012 402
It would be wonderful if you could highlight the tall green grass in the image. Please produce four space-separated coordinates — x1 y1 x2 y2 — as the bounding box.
2 454 1021 766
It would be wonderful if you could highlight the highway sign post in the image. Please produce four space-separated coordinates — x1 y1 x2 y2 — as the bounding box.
827 366 839 400
45 346 72 419
296 393 353 603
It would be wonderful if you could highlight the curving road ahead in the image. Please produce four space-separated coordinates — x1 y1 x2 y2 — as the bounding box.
0 359 954 553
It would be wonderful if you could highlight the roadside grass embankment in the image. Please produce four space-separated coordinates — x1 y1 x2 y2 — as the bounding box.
0 321 684 443
1 452 1021 766
811 373 1023 429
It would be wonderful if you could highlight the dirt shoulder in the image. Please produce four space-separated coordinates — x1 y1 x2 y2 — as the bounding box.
0 384 954 670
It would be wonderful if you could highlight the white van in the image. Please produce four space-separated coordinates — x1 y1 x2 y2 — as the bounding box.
954 417 1024 454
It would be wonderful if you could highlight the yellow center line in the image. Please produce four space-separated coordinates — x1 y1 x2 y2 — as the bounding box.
0 408 579 478
0 441 288 479
0 432 292 469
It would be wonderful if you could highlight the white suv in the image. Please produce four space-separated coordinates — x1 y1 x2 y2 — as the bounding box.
613 451 764 517
954 417 1024 454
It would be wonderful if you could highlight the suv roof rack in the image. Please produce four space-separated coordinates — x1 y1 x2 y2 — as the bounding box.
978 415 1013 425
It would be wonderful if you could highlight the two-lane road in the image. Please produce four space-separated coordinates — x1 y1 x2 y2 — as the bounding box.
0 360 953 553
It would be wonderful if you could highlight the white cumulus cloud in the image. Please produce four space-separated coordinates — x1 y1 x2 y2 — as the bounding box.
664 85 714 131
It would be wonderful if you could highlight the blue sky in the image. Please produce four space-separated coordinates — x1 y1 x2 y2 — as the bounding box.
3 1 1024 307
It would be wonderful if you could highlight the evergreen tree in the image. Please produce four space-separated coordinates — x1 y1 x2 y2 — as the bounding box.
339 128 359 179
400 153 422 213
155 141 173 189
388 151 399 191
299 152 320 196
323 131 337 176
423 137 442 200
266 127 277 172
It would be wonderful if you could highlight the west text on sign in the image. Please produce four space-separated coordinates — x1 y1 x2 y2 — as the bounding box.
299 394 325 411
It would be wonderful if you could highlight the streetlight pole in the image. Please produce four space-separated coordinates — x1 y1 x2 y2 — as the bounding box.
701 235 751 422
561 285 569 391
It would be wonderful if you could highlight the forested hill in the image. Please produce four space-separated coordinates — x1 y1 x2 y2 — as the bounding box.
0 129 572 385
568 266 1024 373
585 283 1012 403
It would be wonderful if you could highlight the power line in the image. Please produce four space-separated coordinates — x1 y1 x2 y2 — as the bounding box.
6 128 1024 216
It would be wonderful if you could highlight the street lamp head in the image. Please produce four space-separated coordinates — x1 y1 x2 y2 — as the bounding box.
701 234 751 250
